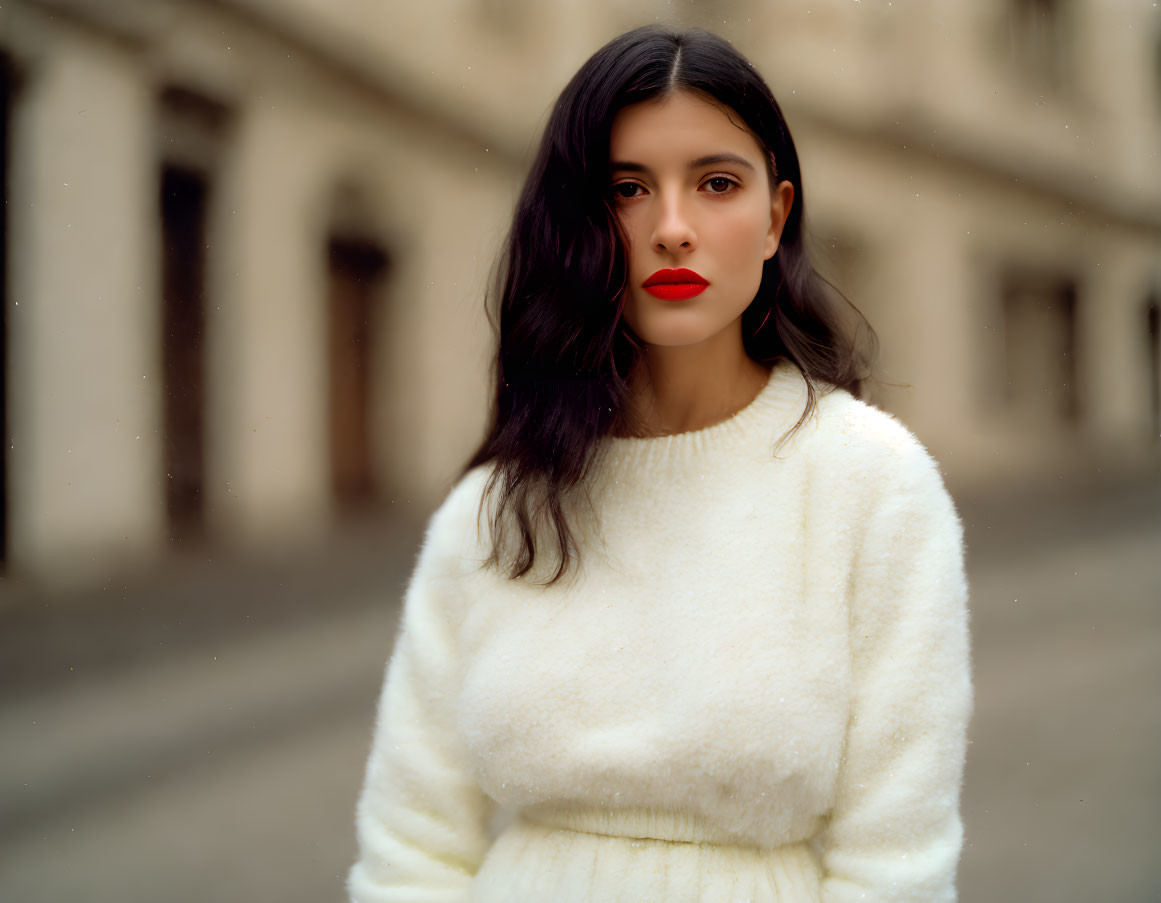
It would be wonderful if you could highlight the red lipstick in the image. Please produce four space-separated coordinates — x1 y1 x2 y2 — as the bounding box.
642 268 709 300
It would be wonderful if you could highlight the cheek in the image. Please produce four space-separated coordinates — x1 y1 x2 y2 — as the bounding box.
715 209 771 306
621 218 647 271
620 289 643 330
719 207 772 257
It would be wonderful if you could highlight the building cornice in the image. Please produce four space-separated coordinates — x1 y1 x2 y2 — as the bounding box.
10 0 1161 234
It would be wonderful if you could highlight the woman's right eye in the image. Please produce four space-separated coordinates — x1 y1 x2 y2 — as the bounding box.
611 182 644 199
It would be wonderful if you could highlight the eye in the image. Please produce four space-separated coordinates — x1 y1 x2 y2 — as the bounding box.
702 176 739 194
611 181 645 200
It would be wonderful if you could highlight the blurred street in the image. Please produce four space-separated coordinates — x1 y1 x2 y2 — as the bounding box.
1 471 1159 903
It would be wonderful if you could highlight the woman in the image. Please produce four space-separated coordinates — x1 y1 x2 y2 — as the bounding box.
349 25 972 903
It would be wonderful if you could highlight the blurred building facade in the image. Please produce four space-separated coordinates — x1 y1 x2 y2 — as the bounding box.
1 0 1159 587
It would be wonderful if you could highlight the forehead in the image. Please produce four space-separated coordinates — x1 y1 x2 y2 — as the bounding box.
609 91 762 162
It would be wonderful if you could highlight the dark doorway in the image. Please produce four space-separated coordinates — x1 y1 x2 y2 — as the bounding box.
157 86 229 546
160 166 208 540
1000 270 1079 426
328 237 388 512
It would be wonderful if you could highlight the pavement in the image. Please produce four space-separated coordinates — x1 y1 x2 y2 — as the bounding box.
1 470 1158 903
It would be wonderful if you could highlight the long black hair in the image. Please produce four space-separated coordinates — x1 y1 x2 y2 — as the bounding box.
463 25 877 584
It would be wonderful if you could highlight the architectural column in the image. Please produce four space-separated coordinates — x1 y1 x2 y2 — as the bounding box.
7 37 162 583
909 205 978 471
207 98 329 545
871 190 976 467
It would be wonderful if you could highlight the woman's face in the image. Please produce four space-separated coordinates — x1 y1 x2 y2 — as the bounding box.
608 90 794 350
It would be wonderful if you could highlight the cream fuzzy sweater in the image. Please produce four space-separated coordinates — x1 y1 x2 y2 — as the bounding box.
349 358 973 902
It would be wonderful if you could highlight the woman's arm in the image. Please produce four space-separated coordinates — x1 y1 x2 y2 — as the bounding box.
348 496 496 903
817 442 974 903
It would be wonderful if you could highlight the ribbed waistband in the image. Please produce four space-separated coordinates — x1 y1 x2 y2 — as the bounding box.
472 808 824 903
520 804 788 847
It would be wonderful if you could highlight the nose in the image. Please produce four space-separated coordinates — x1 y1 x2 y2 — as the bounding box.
650 190 696 253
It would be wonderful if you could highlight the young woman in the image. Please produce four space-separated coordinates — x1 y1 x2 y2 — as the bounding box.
349 25 972 903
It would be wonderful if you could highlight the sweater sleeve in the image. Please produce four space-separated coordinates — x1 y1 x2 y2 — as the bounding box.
817 442 974 903
348 493 496 902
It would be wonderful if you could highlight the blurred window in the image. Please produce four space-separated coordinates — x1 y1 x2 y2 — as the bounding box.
812 231 885 410
157 87 231 543
999 269 1079 427
328 238 388 513
160 166 209 540
475 0 531 37
1006 0 1069 92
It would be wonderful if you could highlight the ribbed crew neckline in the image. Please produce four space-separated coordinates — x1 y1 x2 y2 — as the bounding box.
598 357 812 470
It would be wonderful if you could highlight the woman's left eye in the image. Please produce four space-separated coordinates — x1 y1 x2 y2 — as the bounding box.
611 182 644 200
702 177 737 194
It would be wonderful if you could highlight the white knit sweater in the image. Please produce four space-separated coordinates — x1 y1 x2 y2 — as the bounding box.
349 358 973 903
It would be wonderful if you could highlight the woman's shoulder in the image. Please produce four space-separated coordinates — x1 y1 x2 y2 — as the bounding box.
416 463 496 567
807 386 948 492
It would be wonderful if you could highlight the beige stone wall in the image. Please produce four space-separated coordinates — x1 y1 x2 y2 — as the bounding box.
7 16 164 581
2 0 1159 585
3 0 522 584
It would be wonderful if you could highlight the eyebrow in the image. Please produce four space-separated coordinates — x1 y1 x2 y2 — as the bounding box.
609 153 756 174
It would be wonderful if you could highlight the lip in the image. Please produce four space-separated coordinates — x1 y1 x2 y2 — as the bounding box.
643 268 709 287
642 268 709 300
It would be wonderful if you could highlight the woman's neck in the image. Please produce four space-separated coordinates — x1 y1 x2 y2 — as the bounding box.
625 329 771 437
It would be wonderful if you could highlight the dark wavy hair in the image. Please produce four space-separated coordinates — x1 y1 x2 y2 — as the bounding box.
463 25 877 584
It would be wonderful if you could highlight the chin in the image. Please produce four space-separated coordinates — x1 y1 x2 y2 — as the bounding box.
638 330 719 348
627 324 710 348
624 310 737 349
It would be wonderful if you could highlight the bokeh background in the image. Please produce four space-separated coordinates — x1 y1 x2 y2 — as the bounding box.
1 0 1159 900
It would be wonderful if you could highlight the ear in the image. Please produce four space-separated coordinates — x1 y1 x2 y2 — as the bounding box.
763 180 795 260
